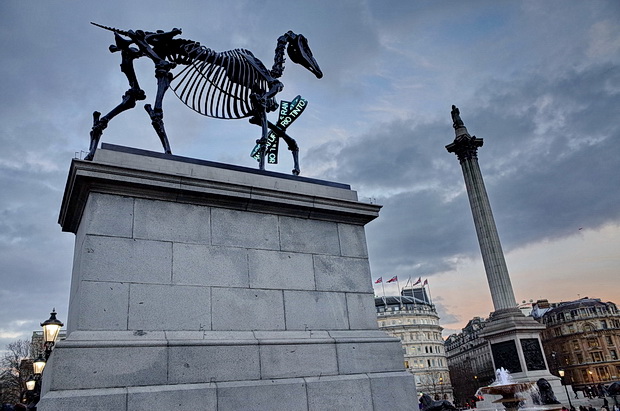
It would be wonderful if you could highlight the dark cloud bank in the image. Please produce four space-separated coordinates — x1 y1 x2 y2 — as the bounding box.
307 62 620 283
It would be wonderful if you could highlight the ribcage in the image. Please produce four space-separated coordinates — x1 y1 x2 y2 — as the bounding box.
170 47 269 119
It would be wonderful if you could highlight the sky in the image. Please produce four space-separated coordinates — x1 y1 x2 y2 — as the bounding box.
1 0 619 351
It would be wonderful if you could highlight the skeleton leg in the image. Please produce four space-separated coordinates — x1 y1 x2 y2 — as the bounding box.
258 109 271 170
85 37 145 161
144 62 174 154
267 121 300 175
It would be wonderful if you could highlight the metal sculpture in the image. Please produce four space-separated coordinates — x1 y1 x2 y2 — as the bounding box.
86 23 323 175
419 394 456 411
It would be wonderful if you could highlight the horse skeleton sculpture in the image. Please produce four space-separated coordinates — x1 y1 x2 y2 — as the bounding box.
86 23 323 174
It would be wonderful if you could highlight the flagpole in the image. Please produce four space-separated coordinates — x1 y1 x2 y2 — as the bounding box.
425 279 433 306
412 277 421 308
396 277 403 307
404 276 411 291
381 279 386 300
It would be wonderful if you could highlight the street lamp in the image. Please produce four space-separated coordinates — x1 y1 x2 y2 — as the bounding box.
41 309 63 360
558 369 573 409
32 355 46 375
25 375 36 392
439 375 444 399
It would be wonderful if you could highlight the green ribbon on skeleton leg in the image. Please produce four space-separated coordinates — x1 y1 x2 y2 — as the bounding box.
251 95 308 164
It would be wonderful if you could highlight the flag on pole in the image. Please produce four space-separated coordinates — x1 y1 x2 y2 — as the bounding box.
386 276 398 283
423 279 428 286
375 277 383 284
412 277 422 286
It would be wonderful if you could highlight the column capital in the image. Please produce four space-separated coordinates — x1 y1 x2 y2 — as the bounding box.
445 134 484 162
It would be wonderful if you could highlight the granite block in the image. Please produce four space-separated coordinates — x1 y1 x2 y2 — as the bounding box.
76 281 129 330
279 216 340 255
248 249 315 290
217 378 308 411
165 330 256 341
38 387 127 411
313 254 372 293
284 291 349 330
173 243 249 287
80 235 172 284
64 330 167 341
48 345 167 390
305 374 373 411
212 287 285 330
259 343 338 378
211 208 280 250
368 371 417 411
168 344 260 383
81 192 134 238
128 284 211 331
336 341 406 374
253 330 331 341
133 199 211 243
338 223 368 258
345 293 380 330
127 383 217 410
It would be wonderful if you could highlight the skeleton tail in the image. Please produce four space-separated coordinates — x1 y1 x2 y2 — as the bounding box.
90 22 132 37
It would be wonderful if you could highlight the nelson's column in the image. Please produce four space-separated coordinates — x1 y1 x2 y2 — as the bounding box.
445 106 565 397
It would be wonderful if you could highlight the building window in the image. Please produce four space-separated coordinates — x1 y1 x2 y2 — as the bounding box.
588 338 600 348
610 350 618 360
576 353 584 364
554 328 562 337
573 340 581 350
591 352 603 362
596 367 610 380
601 320 608 329
568 324 575 333
606 336 614 346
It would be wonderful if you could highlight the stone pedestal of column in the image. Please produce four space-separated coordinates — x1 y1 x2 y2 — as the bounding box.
39 144 416 410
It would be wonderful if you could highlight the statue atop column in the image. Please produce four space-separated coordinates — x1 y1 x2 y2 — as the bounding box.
451 105 464 129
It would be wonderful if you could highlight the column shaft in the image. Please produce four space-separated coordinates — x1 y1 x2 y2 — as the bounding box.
460 156 516 311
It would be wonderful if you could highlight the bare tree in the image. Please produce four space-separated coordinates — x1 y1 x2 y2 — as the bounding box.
0 339 34 405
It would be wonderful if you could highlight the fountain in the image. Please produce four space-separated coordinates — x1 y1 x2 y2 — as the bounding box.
476 368 536 411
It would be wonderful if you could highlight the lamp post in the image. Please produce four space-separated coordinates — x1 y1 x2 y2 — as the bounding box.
25 375 36 392
559 370 573 409
33 354 46 376
439 375 444 399
41 308 63 360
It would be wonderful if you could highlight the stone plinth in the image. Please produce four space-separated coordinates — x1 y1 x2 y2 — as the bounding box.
39 144 416 410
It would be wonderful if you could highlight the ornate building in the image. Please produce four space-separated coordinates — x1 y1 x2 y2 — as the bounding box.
444 317 495 407
376 288 453 401
445 296 620 405
531 297 620 390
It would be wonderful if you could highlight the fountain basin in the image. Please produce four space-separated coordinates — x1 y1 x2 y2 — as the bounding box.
478 382 535 397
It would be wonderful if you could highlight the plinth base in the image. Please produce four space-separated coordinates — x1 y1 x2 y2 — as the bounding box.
40 145 416 410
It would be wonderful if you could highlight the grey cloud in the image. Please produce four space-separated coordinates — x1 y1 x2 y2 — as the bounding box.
308 62 620 285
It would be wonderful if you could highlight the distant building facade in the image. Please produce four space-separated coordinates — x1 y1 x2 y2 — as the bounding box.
444 317 494 407
30 330 67 358
532 297 620 390
376 287 453 401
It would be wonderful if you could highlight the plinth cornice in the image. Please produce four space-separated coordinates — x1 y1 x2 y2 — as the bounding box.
58 145 381 233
